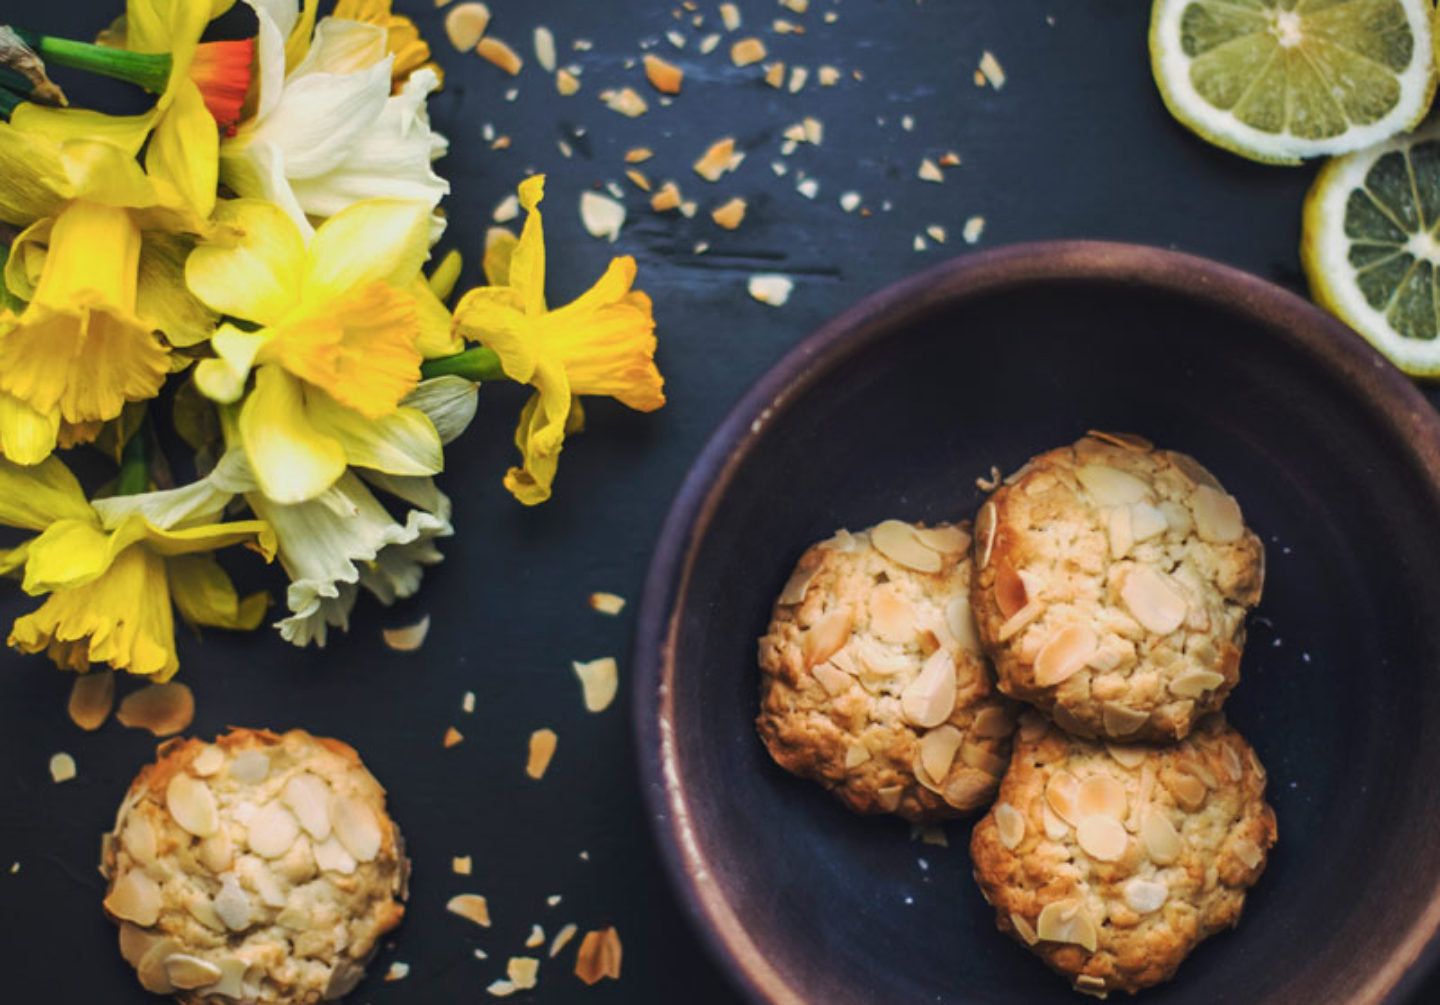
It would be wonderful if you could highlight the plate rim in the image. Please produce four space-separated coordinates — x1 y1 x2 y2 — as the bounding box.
631 239 1440 1005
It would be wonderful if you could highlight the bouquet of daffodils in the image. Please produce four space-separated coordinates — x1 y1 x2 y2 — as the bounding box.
0 1 665 686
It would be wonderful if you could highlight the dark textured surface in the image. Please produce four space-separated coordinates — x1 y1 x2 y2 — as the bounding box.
637 245 1440 1004
0 1 1435 1003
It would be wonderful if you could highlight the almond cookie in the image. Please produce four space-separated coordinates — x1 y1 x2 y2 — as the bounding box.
101 728 408 1003
971 432 1265 740
757 520 1018 821
970 712 1277 997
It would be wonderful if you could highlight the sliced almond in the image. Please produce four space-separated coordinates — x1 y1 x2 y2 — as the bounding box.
900 650 957 727
1045 770 1081 825
212 874 250 931
1167 771 1208 811
1169 668 1226 699
282 773 333 841
579 191 625 242
994 562 1029 619
116 682 194 736
575 926 623 985
811 661 853 696
105 871 162 926
1141 810 1182 864
970 703 1015 739
1075 814 1128 861
1086 431 1153 452
119 924 162 967
997 599 1045 642
975 501 998 568
624 147 653 164
693 138 737 181
844 744 871 768
1130 502 1168 542
444 3 490 51
1076 464 1150 507
137 938 181 994
994 803 1026 850
1123 878 1169 914
1221 744 1244 782
550 922 579 958
167 773 220 838
917 725 963 782
944 768 997 808
205 958 247 998
730 37 766 66
1191 485 1244 543
228 750 270 784
477 36 523 75
1076 774 1128 819
313 835 357 875
573 657 619 712
871 520 942 573
913 524 970 555
246 801 300 859
1232 837 1264 870
1102 702 1150 737
777 563 819 605
533 25 556 72
1104 742 1147 770
332 796 382 862
197 829 233 873
448 893 492 928
867 587 915 643
527 728 558 779
1010 912 1039 945
1107 506 1134 559
121 814 158 864
1033 624 1098 687
1043 803 1071 840
643 53 684 93
382 615 430 652
1120 565 1187 635
68 671 115 731
876 785 904 813
165 954 222 990
1036 900 1097 952
803 608 853 666
190 744 225 777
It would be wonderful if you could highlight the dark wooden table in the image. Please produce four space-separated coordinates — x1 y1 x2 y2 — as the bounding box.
1 1 1435 1002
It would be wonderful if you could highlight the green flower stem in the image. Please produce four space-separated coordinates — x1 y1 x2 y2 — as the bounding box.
12 29 170 94
420 347 507 383
116 424 151 496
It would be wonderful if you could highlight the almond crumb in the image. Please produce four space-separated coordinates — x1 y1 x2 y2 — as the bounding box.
447 893 492 928
773 18 802 34
963 215 986 244
926 224 947 243
625 169 653 191
643 54 684 93
575 927 623 985
711 196 747 230
573 658 619 712
601 87 648 117
486 979 516 997
748 273 793 306
719 2 740 30
525 925 545 948
556 67 580 95
802 116 823 144
462 690 476 713
979 50 1006 89
533 26 556 72
839 191 861 213
788 65 808 92
453 856 473 875
444 3 490 52
693 137 737 181
650 181 682 212
384 962 410 982
763 61 785 88
817 64 840 86
779 0 809 11
382 615 430 651
579 191 626 242
550 922 579 958
526 728 558 779
444 726 464 748
49 752 76 784
477 36 523 75
939 151 962 166
490 135 511 150
918 158 944 183
680 199 698 217
625 147 653 163
508 957 540 990
730 37 766 67
699 32 721 53
589 592 627 615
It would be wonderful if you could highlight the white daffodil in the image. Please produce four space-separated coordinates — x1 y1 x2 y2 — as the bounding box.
212 375 478 646
221 1 449 243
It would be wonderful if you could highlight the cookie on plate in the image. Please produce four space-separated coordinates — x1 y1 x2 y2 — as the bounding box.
757 519 1018 822
971 432 1265 741
970 712 1277 997
101 728 408 1003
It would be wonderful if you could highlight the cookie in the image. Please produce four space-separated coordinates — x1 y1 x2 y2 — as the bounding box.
971 432 1265 740
756 519 1018 821
101 728 408 1003
970 712 1277 996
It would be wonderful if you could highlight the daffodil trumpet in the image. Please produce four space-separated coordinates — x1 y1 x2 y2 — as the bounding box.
4 27 254 129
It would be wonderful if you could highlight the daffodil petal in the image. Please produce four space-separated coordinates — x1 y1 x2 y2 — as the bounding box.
287 0 322 71
304 198 430 303
247 50 390 180
168 553 269 630
9 106 157 160
428 248 462 301
137 233 219 348
242 0 290 120
239 367 347 504
5 218 50 301
292 15 389 77
139 518 276 559
411 276 462 358
451 287 537 381
186 199 304 325
512 175 547 315
0 122 68 225
195 324 272 404
0 541 31 577
59 138 164 207
0 391 60 466
0 454 92 530
145 83 218 218
400 376 478 445
306 391 442 476
503 360 573 506
217 137 314 238
482 227 517 286
21 519 115 594
90 472 236 531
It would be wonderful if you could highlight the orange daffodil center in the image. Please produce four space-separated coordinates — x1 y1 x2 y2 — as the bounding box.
452 175 665 505
186 197 450 504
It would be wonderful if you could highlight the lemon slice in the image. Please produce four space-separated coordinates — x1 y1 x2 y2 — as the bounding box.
1150 0 1437 165
1303 119 1440 375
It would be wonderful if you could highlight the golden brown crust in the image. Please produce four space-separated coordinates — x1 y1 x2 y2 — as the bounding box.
971 433 1265 741
101 727 408 1004
970 713 1277 996
756 520 1018 822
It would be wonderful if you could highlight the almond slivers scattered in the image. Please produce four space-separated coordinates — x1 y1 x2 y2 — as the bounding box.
444 3 490 52
447 893 492 928
711 197 747 230
573 657 619 712
382 615 430 652
526 729 558 779
477 37 523 75
693 137 737 181
589 592 626 615
643 54 684 94
574 926 623 985
116 682 195 737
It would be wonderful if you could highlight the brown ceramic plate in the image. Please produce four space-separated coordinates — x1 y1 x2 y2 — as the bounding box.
633 242 1440 1004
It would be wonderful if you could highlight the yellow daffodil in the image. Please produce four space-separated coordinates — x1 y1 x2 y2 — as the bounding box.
12 0 246 218
452 176 665 505
333 0 440 89
0 131 212 464
186 197 452 504
0 453 274 679
225 1 449 241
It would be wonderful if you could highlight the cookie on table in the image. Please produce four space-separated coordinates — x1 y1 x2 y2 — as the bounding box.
970 712 1277 997
756 519 1019 822
101 728 408 1003
971 432 1265 741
